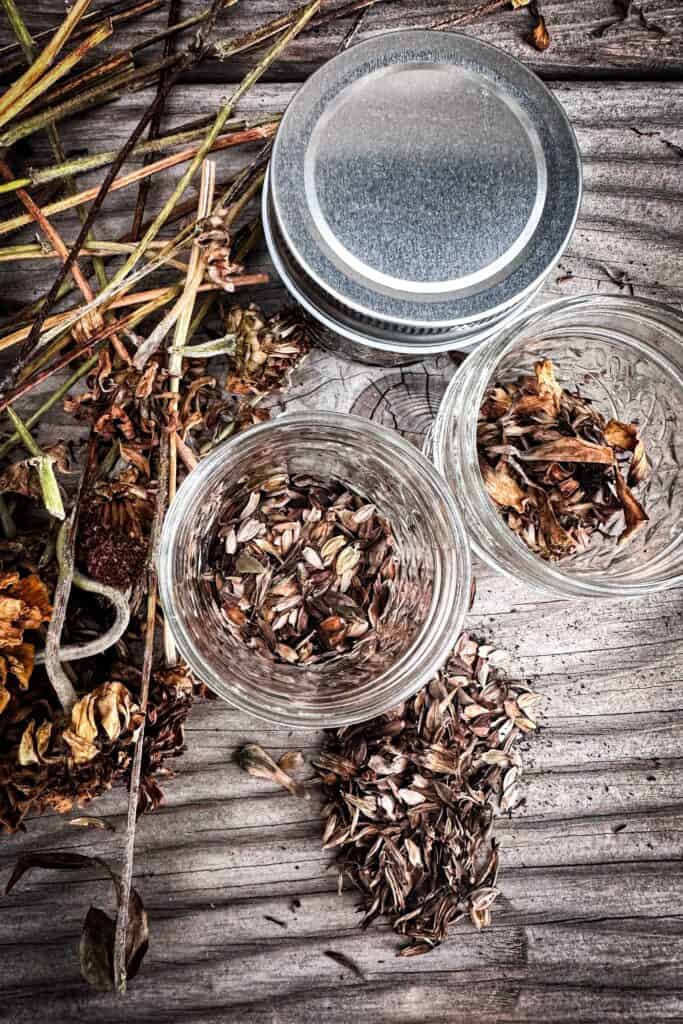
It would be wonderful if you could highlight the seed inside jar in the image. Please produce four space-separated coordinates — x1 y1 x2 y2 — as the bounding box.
208 473 397 666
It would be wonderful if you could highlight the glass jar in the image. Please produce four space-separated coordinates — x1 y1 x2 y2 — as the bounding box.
158 412 472 727
428 295 683 599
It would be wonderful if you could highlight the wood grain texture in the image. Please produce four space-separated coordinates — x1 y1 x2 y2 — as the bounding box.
0 2 683 1022
1 81 682 311
1 0 682 81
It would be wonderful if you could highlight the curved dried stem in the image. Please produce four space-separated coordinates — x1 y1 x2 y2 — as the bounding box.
44 519 80 714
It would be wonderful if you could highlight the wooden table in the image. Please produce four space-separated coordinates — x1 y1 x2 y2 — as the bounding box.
1 3 682 1021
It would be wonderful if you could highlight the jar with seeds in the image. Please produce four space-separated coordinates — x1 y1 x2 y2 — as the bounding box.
159 412 471 727
427 295 683 598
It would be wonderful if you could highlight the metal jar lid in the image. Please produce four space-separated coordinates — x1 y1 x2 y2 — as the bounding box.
264 29 582 355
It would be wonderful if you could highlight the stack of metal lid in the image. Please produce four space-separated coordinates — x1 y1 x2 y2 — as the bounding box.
263 29 582 362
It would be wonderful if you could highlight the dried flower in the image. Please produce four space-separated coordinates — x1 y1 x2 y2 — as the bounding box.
60 682 144 765
224 304 312 395
0 571 51 717
478 358 649 557
196 211 244 290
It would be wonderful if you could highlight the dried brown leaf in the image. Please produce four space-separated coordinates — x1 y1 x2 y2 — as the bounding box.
519 438 614 464
615 465 649 544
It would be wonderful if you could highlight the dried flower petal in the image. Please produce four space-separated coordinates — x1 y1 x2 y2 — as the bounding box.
63 683 143 765
615 465 649 544
237 743 310 799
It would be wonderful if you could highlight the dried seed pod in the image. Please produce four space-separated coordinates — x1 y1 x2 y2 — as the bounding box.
208 473 395 667
315 634 539 956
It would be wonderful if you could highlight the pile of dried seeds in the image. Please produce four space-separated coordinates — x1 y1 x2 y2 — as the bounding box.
209 474 397 666
478 358 649 559
315 633 539 956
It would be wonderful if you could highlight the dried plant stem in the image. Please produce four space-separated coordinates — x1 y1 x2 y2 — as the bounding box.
0 274 267 354
0 53 185 150
45 516 81 714
0 0 162 71
0 123 277 239
314 0 392 27
167 158 216 514
105 1 321 299
0 159 128 360
112 440 169 994
130 0 182 241
0 356 97 461
0 299 172 415
215 139 272 211
212 1 311 59
0 160 95 315
0 170 236 334
36 568 130 665
21 115 278 190
0 240 188 264
25 50 133 118
0 0 92 123
14 2 312 375
1 0 125 365
212 0 391 58
0 20 113 130
432 0 509 29
130 0 238 58
187 293 216 341
0 271 267 414
5 0 228 375
161 160 216 663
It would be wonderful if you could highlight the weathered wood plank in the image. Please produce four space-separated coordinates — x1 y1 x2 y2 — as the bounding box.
1 1 682 82
0 541 680 1021
0 6 682 1022
1 81 682 312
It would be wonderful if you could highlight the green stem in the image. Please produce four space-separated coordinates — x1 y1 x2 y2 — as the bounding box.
106 1 321 297
6 406 65 519
0 0 33 55
0 357 97 462
5 405 40 457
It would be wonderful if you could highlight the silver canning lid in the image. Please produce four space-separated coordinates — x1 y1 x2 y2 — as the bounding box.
266 29 582 345
263 167 546 356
